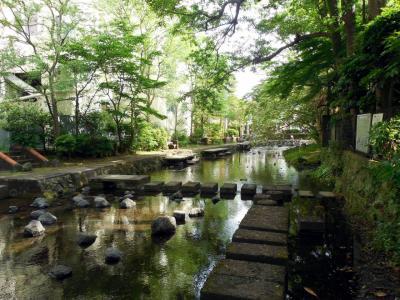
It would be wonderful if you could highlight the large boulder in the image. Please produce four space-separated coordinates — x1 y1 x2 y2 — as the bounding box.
81 187 90 195
151 216 176 236
120 193 134 201
72 194 85 204
75 198 90 208
30 197 49 209
30 209 46 220
105 247 122 264
24 220 45 237
38 212 57 225
94 196 110 208
189 208 205 218
77 233 97 248
120 198 136 209
8 206 18 214
48 265 72 280
173 210 186 223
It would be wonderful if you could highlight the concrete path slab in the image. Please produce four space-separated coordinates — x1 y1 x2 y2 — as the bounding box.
233 229 287 246
241 183 257 195
240 206 288 233
143 181 164 192
226 242 288 266
200 183 218 195
201 259 285 300
220 183 237 195
163 181 182 193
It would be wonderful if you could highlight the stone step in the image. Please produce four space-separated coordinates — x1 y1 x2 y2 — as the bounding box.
239 206 288 233
89 175 150 190
163 181 182 193
256 199 278 206
0 185 8 199
241 183 257 195
298 190 315 198
181 181 201 194
201 259 285 300
200 183 218 195
233 229 287 246
226 242 288 266
143 181 164 192
220 183 237 195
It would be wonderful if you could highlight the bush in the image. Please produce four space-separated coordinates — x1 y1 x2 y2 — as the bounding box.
172 130 190 147
226 128 239 137
55 134 76 157
0 102 52 148
369 116 400 160
135 123 168 151
55 134 114 158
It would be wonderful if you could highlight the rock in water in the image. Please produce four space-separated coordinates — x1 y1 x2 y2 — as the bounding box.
170 191 183 201
38 212 57 225
105 247 122 264
49 265 72 280
72 194 85 204
8 206 18 214
81 187 90 195
120 193 134 201
30 197 49 209
189 208 205 218
151 216 176 236
120 198 136 209
24 220 45 237
173 210 186 223
212 196 220 204
94 196 110 208
77 233 97 248
75 199 90 208
30 209 46 220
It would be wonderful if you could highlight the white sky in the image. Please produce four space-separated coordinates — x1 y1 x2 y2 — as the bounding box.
234 68 265 98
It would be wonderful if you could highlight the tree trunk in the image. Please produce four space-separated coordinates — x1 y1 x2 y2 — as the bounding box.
74 87 80 136
325 0 343 64
48 74 60 138
368 0 386 20
342 0 356 56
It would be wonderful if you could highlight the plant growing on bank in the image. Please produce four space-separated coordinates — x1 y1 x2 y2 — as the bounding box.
369 115 400 160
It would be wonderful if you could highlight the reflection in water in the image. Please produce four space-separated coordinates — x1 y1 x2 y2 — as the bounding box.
0 147 299 299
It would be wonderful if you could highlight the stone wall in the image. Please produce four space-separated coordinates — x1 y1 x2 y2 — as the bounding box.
0 156 163 198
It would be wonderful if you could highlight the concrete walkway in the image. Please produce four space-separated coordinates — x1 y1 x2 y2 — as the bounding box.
201 195 289 299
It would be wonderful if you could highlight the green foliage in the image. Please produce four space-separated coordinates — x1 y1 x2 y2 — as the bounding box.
135 122 168 151
226 128 239 137
369 116 400 160
0 102 52 147
172 130 190 147
283 144 321 170
55 134 114 158
55 134 76 157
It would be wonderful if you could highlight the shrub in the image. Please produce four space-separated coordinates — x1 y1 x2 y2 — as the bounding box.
226 128 239 137
135 123 168 151
369 116 400 160
55 134 76 157
172 130 190 147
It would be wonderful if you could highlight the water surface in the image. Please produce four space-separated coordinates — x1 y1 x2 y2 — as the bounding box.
0 147 299 299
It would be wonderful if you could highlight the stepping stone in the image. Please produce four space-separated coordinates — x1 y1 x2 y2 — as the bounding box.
143 181 164 192
163 181 182 193
298 190 315 198
240 206 288 233
262 185 275 193
182 181 201 194
255 199 278 206
173 210 186 223
48 265 72 280
233 229 287 246
226 242 288 266
317 191 337 199
189 208 204 218
201 183 218 195
201 259 285 300
0 185 8 200
298 205 326 235
264 190 285 205
241 183 257 195
220 183 237 195
253 193 270 201
90 175 150 190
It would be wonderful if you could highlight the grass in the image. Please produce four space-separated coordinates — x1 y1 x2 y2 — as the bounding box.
283 144 322 170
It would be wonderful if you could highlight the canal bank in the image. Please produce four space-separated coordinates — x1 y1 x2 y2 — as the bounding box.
284 145 400 299
0 144 238 199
